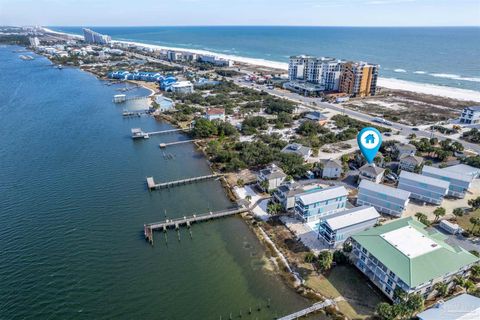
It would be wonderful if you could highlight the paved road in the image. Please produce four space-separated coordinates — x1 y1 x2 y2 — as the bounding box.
231 77 480 154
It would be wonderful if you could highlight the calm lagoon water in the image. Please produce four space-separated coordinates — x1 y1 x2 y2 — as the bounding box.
0 46 310 319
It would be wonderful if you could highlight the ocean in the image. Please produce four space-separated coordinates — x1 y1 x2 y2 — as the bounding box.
50 26 480 92
0 46 311 319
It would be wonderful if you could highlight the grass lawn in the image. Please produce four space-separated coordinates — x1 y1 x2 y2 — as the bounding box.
456 209 480 232
305 264 388 319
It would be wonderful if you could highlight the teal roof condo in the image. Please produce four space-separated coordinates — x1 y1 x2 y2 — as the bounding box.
351 217 478 300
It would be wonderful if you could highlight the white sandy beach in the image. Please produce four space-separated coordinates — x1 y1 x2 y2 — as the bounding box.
43 27 480 103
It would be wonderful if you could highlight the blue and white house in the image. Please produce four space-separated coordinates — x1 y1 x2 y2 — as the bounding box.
422 165 473 198
294 186 348 222
317 205 380 248
357 180 410 217
398 171 450 205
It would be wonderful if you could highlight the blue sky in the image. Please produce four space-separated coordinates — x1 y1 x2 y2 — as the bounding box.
0 0 479 26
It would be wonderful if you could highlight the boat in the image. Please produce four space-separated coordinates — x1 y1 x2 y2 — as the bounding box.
57 65 63 69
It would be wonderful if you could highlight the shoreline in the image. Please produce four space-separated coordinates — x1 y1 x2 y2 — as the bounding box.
43 27 480 102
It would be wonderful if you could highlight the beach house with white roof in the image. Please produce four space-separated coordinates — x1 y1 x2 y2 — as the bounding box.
422 165 473 198
294 186 348 222
398 171 449 205
317 205 380 248
351 217 479 301
443 164 480 179
417 294 480 320
357 180 410 217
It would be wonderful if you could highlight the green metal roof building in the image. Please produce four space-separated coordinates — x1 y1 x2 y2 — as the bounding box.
350 217 479 300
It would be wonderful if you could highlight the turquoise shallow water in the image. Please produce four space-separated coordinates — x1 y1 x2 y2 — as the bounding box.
0 46 311 319
51 26 480 91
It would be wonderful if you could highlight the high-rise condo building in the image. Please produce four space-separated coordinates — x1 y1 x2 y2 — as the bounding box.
288 55 343 91
339 62 379 97
288 55 378 97
83 28 111 45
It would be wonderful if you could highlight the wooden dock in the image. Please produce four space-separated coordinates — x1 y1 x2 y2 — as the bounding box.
146 128 189 136
144 206 249 244
278 300 335 320
159 140 196 148
146 174 221 190
130 127 191 139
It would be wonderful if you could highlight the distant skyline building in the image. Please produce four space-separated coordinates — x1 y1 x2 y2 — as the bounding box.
83 28 111 45
29 36 40 47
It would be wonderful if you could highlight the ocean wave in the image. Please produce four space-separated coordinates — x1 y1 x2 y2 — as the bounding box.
413 71 427 74
430 73 480 83
394 69 407 73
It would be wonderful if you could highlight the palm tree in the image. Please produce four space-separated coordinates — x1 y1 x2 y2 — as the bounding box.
434 282 448 298
453 275 466 292
433 207 446 222
245 195 252 203
469 217 480 232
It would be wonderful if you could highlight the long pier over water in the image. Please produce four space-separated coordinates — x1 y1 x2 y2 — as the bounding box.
144 206 249 243
277 300 335 320
146 174 222 190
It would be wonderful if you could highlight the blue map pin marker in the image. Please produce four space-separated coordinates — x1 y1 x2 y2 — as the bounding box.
357 127 382 164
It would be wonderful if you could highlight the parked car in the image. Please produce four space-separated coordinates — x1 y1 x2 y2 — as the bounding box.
385 174 398 181
412 127 419 131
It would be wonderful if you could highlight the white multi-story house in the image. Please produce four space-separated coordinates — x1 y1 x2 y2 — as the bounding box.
294 186 348 222
169 81 194 94
399 155 423 172
273 182 305 211
351 217 479 301
318 159 343 179
422 165 473 199
317 205 380 248
394 143 417 160
398 171 449 205
257 164 287 192
358 164 385 184
459 106 480 124
357 180 410 217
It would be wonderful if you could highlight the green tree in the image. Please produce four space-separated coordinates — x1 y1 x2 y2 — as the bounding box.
404 294 424 318
192 118 218 138
433 207 446 222
469 217 480 232
470 265 480 279
415 212 430 226
434 282 448 298
267 202 282 215
259 180 269 192
468 196 480 210
376 303 397 320
304 252 316 263
453 208 464 218
317 251 333 272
